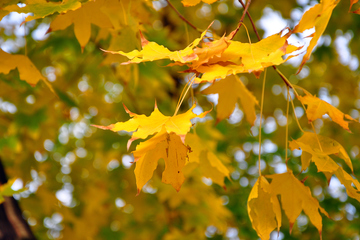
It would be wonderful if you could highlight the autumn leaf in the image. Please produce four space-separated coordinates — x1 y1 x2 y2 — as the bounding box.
292 0 339 73
102 24 210 64
133 128 189 193
105 26 300 83
247 176 281 240
289 132 353 172
297 92 357 132
185 133 229 187
92 104 209 143
92 104 209 192
4 0 81 22
268 171 329 236
0 49 48 87
289 132 360 202
49 0 113 49
202 74 258 124
181 0 219 7
193 31 301 82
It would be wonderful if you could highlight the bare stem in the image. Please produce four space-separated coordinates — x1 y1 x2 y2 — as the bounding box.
174 74 196 116
285 86 290 163
166 0 202 33
258 69 267 177
288 88 304 132
238 0 260 40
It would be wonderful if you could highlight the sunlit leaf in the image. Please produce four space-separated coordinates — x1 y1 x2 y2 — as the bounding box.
133 128 190 193
92 104 209 142
297 92 357 132
292 0 339 73
268 171 329 236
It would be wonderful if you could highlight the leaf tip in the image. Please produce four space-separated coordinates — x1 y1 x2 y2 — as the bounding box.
139 30 149 47
91 124 114 130
289 222 294 234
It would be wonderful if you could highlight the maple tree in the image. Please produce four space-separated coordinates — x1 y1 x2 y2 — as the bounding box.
1 0 360 239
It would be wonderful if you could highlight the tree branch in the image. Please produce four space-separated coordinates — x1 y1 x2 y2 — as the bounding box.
229 0 251 40
166 0 202 33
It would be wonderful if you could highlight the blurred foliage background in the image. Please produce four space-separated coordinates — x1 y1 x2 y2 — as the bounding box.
0 0 360 239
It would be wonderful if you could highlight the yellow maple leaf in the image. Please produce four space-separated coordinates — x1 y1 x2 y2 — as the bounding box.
133 128 189 193
292 0 339 73
289 133 360 202
92 104 209 142
297 92 357 132
0 50 49 88
268 171 329 236
105 26 299 83
49 0 113 49
289 132 353 172
103 25 210 64
184 133 229 187
247 176 281 240
202 75 258 124
181 0 219 7
193 31 300 82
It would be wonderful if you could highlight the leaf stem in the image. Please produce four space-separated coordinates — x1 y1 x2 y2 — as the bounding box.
174 74 196 116
285 86 290 163
288 87 304 133
258 69 267 177
166 0 202 33
238 0 260 40
230 0 251 40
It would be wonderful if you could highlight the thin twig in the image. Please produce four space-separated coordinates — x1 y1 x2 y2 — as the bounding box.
238 0 294 90
285 86 290 163
258 69 267 177
238 0 260 40
166 0 202 33
230 0 251 40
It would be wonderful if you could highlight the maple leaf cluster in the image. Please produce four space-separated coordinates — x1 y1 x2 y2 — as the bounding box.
1 0 360 239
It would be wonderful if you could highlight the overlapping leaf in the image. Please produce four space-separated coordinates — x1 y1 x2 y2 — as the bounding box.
292 0 339 73
133 128 189 193
193 31 301 82
268 171 329 236
103 26 209 64
202 74 258 124
289 132 360 202
93 104 209 192
247 176 281 240
185 133 229 187
298 92 357 132
105 26 300 82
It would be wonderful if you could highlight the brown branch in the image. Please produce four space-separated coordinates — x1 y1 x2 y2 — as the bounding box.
229 0 252 40
237 0 293 89
166 0 202 33
238 0 260 40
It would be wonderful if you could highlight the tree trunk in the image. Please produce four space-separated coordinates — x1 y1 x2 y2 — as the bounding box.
0 158 36 240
